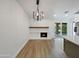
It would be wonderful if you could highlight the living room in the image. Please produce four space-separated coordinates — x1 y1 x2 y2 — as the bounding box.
0 0 79 58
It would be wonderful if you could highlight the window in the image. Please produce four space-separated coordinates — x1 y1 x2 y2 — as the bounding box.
55 23 61 35
55 23 67 36
62 23 67 35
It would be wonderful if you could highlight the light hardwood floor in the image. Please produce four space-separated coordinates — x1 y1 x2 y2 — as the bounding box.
16 40 52 58
16 39 68 58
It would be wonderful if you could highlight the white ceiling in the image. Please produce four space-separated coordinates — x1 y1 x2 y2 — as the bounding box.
16 0 79 19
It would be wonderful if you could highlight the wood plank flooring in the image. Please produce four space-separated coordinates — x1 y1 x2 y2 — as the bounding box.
16 39 68 58
16 40 52 58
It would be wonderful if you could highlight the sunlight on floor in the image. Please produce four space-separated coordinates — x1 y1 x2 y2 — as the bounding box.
49 37 68 58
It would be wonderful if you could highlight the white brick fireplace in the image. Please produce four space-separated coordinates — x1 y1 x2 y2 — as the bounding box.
29 19 52 40
29 26 50 39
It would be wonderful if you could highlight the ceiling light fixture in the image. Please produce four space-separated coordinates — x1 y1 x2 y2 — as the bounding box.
65 14 68 16
64 10 69 14
64 10 69 17
33 0 44 21
75 11 79 14
53 14 57 17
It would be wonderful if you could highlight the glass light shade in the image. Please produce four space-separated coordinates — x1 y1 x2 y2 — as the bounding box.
33 2 44 21
33 11 44 21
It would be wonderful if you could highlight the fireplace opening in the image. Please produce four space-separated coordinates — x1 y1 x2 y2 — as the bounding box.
40 32 47 37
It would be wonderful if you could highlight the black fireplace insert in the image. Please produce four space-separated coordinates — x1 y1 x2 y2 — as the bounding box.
40 32 47 37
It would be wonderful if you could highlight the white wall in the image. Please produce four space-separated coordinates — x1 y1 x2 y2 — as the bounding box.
30 17 73 40
53 17 73 38
30 19 55 39
53 17 79 45
30 15 79 45
68 17 79 45
0 0 29 57
30 28 50 39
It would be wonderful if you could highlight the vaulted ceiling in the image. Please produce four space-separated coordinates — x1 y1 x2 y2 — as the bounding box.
17 0 79 19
